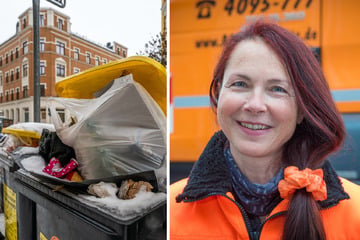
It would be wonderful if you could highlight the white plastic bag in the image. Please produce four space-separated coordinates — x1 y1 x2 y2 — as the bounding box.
49 74 166 180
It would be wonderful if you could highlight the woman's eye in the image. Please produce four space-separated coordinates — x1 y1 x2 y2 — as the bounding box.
271 86 287 93
232 81 247 88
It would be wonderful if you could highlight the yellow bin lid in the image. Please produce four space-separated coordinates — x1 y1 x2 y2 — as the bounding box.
2 128 41 139
2 128 40 146
55 56 167 115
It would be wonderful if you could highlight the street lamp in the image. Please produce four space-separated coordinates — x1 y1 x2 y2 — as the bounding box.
32 0 66 122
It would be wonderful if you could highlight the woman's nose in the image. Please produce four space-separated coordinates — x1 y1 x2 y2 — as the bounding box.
243 90 267 114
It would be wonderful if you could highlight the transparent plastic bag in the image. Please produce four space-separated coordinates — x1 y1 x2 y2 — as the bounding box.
49 74 166 180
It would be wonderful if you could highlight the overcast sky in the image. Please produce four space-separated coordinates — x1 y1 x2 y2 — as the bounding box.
0 1 162 56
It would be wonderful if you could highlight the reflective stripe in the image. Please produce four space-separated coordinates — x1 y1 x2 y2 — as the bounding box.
174 95 210 108
173 89 360 108
332 89 360 102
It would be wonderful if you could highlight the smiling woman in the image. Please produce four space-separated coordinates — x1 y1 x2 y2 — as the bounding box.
217 37 301 177
170 21 360 240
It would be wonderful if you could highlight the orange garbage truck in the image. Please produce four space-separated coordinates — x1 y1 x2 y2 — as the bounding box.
170 0 360 183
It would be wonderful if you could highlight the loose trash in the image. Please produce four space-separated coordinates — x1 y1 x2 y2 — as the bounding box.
88 181 118 198
118 179 154 199
38 129 76 166
42 157 79 178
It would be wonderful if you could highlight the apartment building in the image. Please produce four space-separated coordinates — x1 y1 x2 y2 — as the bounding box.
0 7 127 123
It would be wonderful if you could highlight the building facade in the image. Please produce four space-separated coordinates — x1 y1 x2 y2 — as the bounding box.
0 7 127 123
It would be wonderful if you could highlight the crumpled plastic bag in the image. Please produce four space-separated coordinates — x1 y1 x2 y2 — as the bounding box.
49 74 166 180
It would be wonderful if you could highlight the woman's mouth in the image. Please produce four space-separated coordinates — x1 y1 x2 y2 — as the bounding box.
238 122 271 130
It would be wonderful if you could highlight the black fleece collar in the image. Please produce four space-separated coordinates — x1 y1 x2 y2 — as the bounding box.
176 131 349 208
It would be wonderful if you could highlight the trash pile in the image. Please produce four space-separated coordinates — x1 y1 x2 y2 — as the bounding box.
0 73 166 220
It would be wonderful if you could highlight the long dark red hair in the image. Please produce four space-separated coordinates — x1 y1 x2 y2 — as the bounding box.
210 21 345 240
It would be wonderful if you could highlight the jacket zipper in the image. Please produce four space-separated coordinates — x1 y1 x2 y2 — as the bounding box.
184 192 254 240
257 211 286 240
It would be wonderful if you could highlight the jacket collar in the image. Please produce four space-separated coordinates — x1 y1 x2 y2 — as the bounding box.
176 131 349 208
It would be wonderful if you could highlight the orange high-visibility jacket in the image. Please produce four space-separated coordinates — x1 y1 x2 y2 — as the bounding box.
170 132 360 240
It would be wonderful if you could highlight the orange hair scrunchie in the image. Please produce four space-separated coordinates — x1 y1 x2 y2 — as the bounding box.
278 166 327 201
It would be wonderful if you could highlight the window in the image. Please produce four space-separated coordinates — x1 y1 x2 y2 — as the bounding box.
74 68 80 74
40 14 45 26
16 108 20 122
40 61 46 75
86 53 91 64
23 41 28 54
23 86 28 98
24 107 29 122
58 19 63 30
16 88 20 100
41 108 46 120
56 41 65 55
10 70 14 82
0 93 2 103
102 58 107 64
0 74 2 85
74 48 79 60
5 54 8 64
5 73 8 83
10 90 14 101
16 68 20 80
56 63 65 77
122 50 127 57
40 84 45 96
23 18 26 29
40 39 45 52
10 50 13 61
0 57 2 66
16 48 19 58
5 92 8 101
95 56 99 66
23 63 28 77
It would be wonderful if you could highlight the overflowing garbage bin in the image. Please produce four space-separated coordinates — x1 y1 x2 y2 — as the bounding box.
0 56 167 240
13 169 165 240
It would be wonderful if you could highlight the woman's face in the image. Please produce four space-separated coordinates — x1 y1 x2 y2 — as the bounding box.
217 37 302 162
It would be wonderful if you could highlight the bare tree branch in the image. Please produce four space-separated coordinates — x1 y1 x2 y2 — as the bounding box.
137 32 167 67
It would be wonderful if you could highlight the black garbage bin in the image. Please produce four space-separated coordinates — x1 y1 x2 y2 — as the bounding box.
0 150 166 240
12 169 166 240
